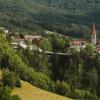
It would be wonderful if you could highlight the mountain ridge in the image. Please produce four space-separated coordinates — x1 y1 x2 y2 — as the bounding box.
0 0 100 38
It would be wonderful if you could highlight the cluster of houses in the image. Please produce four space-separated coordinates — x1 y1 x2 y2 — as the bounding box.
0 23 100 53
0 27 43 52
70 22 100 53
10 34 42 52
70 40 88 52
0 27 9 36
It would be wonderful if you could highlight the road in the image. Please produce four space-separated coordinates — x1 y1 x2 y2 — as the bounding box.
34 50 70 56
45 51 69 56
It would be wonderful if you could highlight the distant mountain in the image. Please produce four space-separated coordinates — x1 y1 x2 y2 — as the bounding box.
34 0 100 13
0 0 100 38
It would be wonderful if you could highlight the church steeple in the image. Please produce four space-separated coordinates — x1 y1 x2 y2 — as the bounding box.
91 20 97 45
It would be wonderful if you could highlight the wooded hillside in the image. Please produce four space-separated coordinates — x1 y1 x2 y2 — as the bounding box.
0 0 100 38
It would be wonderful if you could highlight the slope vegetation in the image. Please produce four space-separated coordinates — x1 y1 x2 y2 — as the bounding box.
0 0 100 38
0 70 72 100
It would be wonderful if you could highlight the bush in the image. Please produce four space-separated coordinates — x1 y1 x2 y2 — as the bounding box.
19 67 55 92
0 86 12 100
12 95 21 100
2 70 16 89
55 80 71 97
72 89 97 100
84 90 97 100
72 89 85 100
2 70 22 89
15 77 22 88
0 86 21 100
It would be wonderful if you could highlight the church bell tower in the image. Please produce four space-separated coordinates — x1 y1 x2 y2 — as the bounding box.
91 21 97 45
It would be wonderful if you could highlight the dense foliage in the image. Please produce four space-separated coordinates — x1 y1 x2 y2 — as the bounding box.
0 86 21 100
2 70 22 89
17 34 100 99
0 0 100 38
0 32 100 100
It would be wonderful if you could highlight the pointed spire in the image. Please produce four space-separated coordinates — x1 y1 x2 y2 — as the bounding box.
91 20 97 45
91 20 96 36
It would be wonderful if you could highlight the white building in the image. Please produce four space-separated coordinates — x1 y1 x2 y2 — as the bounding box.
0 27 9 35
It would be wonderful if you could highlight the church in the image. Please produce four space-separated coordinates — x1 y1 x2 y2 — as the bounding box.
91 21 97 45
91 21 100 53
70 21 100 52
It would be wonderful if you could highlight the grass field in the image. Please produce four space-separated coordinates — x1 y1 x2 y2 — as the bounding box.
0 70 72 100
12 80 73 100
0 70 2 80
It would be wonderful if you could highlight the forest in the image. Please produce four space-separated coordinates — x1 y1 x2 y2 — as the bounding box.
0 32 100 100
0 0 100 99
0 0 100 38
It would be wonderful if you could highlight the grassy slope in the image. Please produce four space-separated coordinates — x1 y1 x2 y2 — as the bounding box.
0 70 72 100
0 70 2 80
12 80 72 100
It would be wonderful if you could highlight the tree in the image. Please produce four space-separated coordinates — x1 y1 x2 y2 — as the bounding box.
1 54 9 69
37 37 52 51
2 70 21 89
65 59 78 88
83 67 98 94
55 80 71 97
12 95 21 100
0 86 21 100
85 44 96 54
87 67 98 93
20 48 52 76
72 89 97 100
50 34 70 52
0 86 12 100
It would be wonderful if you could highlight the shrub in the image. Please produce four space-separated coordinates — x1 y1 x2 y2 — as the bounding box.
15 77 22 88
12 95 21 100
55 80 71 97
0 86 12 100
72 89 85 100
2 70 16 89
0 86 21 100
84 90 97 100
2 70 21 89
72 89 97 100
19 67 55 92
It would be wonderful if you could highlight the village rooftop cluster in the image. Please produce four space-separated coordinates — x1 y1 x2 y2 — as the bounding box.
0 22 100 53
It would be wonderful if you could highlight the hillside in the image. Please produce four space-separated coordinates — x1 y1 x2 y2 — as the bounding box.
0 70 72 100
0 0 100 38
0 29 100 100
12 80 72 100
34 0 100 13
0 33 74 100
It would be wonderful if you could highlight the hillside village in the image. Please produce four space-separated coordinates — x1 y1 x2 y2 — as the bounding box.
0 21 100 54
0 24 100 100
1 0 100 100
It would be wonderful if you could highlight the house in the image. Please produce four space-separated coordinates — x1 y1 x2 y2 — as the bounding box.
70 40 88 51
19 41 27 49
10 36 24 49
0 27 9 36
24 35 42 44
96 45 100 53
